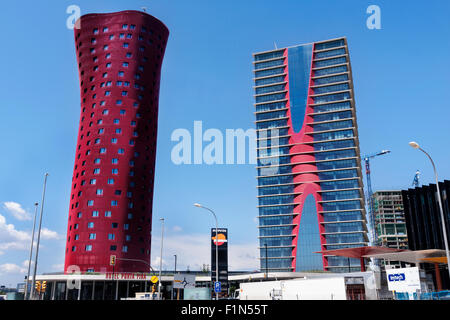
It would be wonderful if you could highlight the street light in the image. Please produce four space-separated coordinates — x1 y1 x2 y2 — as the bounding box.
25 202 39 300
158 218 164 300
31 173 49 300
194 203 219 300
409 141 450 280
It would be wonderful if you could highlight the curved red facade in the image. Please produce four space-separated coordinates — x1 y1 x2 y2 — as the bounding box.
64 11 168 273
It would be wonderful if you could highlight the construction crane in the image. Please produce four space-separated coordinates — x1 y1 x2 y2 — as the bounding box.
361 150 391 246
412 170 420 188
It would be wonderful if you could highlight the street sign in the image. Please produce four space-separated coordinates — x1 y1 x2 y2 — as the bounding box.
173 274 196 289
386 267 421 293
214 281 221 293
150 276 159 283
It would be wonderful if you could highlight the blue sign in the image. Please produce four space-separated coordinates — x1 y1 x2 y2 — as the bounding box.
388 273 406 282
214 281 221 293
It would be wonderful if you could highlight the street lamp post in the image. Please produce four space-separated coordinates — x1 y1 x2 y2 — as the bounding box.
409 141 450 280
24 202 39 300
158 218 164 300
194 203 219 300
31 173 49 300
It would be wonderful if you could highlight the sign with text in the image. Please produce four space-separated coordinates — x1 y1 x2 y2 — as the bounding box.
211 228 228 291
173 274 196 289
386 267 421 293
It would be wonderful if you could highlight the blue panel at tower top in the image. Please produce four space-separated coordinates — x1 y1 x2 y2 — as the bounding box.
287 44 313 133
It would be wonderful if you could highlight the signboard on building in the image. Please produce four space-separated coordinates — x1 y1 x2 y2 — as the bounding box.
173 274 196 289
386 267 421 293
211 228 228 291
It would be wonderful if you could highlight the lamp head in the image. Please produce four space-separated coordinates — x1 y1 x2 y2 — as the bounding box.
193 203 202 208
409 141 420 149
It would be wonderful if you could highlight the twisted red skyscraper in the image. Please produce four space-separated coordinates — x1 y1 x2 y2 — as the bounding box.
64 11 168 273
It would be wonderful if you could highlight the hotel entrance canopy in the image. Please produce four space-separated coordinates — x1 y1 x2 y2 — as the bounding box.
315 246 407 271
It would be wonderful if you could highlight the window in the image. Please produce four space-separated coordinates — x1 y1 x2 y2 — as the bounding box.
112 223 118 228
122 246 128 252
124 224 129 230
96 189 103 195
98 128 104 134
90 179 96 184
93 28 99 34
107 178 114 184
123 62 129 67
122 91 128 96
118 148 124 154
106 62 111 68
109 35 114 40
126 52 132 58
89 233 96 240
127 214 133 219
105 91 111 96
111 138 118 143
118 71 124 77
114 190 122 195
127 192 132 198
74 224 79 229
92 210 99 217
111 200 118 206
105 211 112 217
113 119 120 124
116 100 122 105
74 234 79 240
112 168 119 174
122 24 128 29
93 168 100 174
72 246 76 252
87 200 94 206
108 233 115 240
103 45 108 51
103 27 108 32
112 158 118 164
120 110 126 115
88 222 94 228
123 43 129 48
77 212 82 218
110 245 117 251
131 121 136 126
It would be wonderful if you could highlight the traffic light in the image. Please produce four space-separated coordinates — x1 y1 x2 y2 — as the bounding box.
41 281 47 292
35 281 41 292
152 284 156 293
110 255 116 266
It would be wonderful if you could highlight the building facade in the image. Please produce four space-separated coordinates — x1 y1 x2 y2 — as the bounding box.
64 11 169 273
373 191 408 249
402 181 450 252
401 180 450 288
253 38 368 273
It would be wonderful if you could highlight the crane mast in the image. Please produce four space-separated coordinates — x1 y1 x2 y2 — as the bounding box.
362 150 391 246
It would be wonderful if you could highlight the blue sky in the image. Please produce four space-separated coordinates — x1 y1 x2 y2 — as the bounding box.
0 0 449 286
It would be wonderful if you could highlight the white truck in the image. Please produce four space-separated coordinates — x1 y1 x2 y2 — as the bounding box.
238 274 377 300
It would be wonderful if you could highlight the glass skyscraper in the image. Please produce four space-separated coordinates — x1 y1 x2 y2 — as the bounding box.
253 37 368 273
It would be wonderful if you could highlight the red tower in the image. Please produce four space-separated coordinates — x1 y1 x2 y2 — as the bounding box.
64 11 169 273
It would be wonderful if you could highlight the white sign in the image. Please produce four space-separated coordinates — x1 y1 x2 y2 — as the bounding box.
173 274 196 289
386 267 421 293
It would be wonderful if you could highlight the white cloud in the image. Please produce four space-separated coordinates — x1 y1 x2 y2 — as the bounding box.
3 202 32 221
0 263 27 275
151 233 259 272
172 225 182 232
40 228 61 240
0 214 61 255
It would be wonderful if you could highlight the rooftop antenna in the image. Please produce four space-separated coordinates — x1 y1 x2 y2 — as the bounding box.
274 42 278 49
141 7 147 12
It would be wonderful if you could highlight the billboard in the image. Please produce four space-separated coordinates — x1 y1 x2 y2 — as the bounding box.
173 274 196 289
211 228 228 291
386 267 421 293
